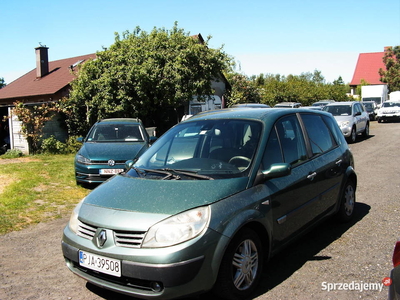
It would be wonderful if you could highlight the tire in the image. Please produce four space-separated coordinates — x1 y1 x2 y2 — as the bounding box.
213 228 263 300
362 123 369 138
348 126 357 143
337 180 356 222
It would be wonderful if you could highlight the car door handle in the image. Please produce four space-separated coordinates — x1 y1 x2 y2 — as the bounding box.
336 159 342 166
307 172 317 180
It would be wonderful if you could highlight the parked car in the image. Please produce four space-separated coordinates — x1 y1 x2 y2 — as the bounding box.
323 101 369 143
62 108 357 300
312 100 335 107
302 106 323 111
389 240 400 300
361 101 378 121
376 101 400 123
274 102 302 108
232 103 271 108
74 118 155 185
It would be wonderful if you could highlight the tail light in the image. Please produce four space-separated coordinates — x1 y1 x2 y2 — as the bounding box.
393 241 400 268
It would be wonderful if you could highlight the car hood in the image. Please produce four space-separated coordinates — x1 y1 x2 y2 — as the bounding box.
380 107 400 112
78 142 147 160
333 115 353 123
78 175 248 230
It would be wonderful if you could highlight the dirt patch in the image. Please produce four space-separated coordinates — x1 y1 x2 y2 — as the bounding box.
0 174 15 194
0 157 40 164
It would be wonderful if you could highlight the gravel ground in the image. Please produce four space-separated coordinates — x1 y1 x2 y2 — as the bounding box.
0 121 398 300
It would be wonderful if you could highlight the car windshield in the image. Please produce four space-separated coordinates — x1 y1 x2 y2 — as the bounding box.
363 103 373 109
323 105 352 116
86 124 144 142
382 102 400 108
128 119 262 179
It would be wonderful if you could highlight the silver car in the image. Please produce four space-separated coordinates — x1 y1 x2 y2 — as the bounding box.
323 101 370 143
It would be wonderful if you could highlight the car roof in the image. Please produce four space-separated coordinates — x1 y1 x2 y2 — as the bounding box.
96 118 141 125
275 102 300 105
186 107 331 124
232 103 271 108
325 101 356 106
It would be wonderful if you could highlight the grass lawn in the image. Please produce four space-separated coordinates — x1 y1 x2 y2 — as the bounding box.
0 154 90 235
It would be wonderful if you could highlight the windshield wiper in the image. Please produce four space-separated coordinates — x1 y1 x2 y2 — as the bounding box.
162 168 214 180
133 167 180 180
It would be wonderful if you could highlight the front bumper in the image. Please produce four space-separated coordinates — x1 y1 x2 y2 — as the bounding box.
339 125 352 137
377 113 400 121
62 241 204 297
75 163 126 184
62 225 226 299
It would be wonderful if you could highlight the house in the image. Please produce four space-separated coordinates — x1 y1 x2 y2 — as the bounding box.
349 47 387 96
0 47 96 154
0 38 230 154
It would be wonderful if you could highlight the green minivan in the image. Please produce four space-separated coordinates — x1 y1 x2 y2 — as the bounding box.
62 108 357 300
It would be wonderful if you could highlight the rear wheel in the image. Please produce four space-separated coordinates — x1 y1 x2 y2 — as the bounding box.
213 228 263 300
337 180 356 222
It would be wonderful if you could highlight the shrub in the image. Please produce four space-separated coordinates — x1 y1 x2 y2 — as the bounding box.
41 136 67 154
1 149 23 159
65 136 82 154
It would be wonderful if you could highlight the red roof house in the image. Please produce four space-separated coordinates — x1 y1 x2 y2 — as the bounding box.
350 49 386 87
0 47 96 154
0 47 96 104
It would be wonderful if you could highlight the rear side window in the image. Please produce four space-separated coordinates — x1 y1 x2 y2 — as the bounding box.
301 114 336 156
275 115 307 166
322 115 343 145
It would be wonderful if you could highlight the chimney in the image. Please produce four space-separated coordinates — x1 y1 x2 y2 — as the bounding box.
35 46 49 78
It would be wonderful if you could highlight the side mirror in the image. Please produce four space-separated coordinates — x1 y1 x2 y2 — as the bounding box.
76 137 84 143
149 136 158 145
354 111 361 116
125 160 135 170
262 163 291 180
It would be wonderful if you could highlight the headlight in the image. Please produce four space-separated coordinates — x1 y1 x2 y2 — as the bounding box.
142 206 210 248
339 121 350 128
77 154 90 164
68 199 84 234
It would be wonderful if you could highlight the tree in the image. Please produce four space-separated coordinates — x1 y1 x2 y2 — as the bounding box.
10 101 61 154
66 23 231 135
225 73 261 106
379 46 400 92
0 77 5 89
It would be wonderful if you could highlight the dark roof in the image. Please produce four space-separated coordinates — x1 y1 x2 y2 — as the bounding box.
0 53 96 100
350 52 386 86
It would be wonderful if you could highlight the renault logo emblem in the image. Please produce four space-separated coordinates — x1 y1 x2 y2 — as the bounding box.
97 230 107 247
108 160 115 166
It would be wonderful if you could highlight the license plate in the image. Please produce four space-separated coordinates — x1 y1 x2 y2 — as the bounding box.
100 169 124 175
79 250 121 277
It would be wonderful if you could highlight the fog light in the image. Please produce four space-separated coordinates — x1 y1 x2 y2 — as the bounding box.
150 281 163 292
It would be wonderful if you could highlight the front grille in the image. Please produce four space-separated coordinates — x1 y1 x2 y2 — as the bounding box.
90 160 126 164
114 230 146 248
77 221 145 248
77 221 97 240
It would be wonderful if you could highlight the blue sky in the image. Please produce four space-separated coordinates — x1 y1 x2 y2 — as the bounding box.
1 0 399 85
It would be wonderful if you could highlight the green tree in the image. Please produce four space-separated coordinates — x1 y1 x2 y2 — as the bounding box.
0 77 5 89
379 46 400 92
66 23 231 135
225 73 261 106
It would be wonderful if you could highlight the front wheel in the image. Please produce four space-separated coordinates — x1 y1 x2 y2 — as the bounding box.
213 228 263 300
348 126 357 143
337 180 356 222
362 123 369 138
